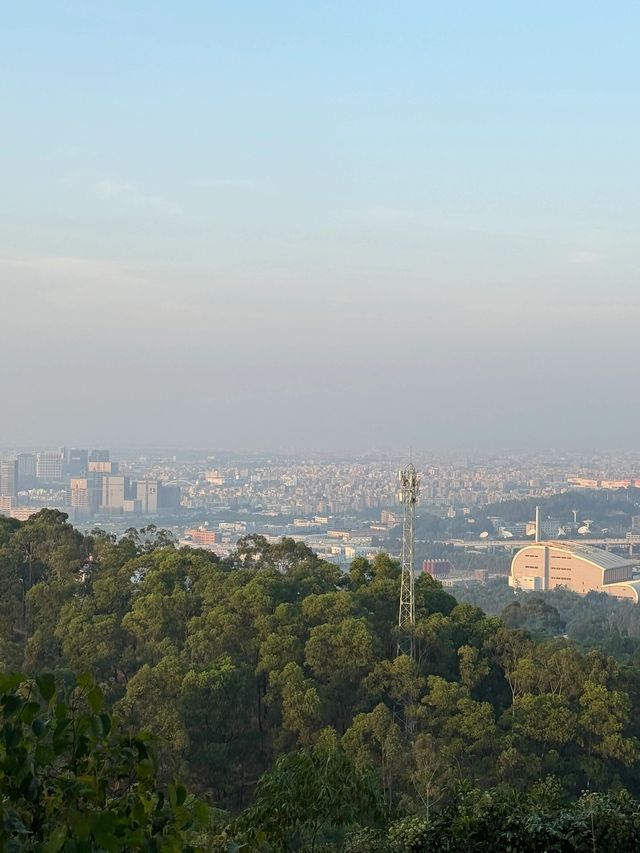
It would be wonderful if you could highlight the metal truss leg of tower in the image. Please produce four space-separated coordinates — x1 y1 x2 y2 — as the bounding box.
397 463 419 658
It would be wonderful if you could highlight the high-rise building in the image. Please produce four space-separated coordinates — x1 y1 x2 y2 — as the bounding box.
101 475 127 512
87 472 102 511
0 460 18 498
87 461 119 511
89 450 110 463
16 453 37 488
136 480 158 514
36 451 64 482
69 478 91 516
159 483 180 511
64 448 88 476
88 460 118 474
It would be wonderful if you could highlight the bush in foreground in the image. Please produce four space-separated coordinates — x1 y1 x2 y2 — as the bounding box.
0 672 209 851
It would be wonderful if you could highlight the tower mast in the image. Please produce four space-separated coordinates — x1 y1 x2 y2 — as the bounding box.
397 463 419 657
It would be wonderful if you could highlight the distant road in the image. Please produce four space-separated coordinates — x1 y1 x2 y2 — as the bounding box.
433 538 638 552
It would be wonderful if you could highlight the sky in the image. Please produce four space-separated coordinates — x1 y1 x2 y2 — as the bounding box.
2 1 639 451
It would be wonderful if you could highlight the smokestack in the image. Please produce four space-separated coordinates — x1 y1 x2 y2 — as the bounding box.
535 505 540 543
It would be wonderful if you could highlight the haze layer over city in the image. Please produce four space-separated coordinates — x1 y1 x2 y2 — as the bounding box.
3 445 640 574
3 2 640 450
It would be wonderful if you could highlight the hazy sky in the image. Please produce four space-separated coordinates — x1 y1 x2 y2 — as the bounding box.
2 2 639 451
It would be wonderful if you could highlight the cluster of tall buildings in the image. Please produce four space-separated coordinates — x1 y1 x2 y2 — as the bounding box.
0 448 179 521
0 448 94 497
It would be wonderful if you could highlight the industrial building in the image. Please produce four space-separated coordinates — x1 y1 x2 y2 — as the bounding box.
423 558 452 579
509 541 640 603
184 527 218 548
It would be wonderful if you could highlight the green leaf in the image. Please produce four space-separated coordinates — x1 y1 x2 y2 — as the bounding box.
32 717 47 738
77 673 93 691
137 758 155 781
88 685 103 714
3 808 28 835
45 824 68 853
0 674 26 694
36 672 56 703
2 695 24 717
100 713 112 737
21 702 41 725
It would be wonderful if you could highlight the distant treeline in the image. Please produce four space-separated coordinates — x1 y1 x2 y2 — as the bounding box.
411 487 640 542
456 578 640 660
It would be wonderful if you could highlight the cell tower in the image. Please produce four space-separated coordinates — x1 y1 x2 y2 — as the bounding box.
397 463 420 658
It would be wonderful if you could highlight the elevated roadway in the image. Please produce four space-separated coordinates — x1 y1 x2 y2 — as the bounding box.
433 537 640 556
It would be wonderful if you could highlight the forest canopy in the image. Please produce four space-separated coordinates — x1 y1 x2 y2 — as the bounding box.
2 510 640 850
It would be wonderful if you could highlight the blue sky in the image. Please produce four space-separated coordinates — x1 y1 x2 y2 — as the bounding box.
2 2 639 450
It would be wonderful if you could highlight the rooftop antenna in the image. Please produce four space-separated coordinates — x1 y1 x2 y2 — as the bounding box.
397 463 420 658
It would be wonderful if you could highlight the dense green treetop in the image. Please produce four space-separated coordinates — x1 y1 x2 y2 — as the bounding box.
4 512 640 849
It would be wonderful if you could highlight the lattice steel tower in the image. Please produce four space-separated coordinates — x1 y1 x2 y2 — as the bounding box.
397 463 420 657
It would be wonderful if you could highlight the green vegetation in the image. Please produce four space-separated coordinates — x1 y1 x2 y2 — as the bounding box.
411 486 640 544
481 487 640 535
4 509 640 849
0 672 209 851
457 579 640 660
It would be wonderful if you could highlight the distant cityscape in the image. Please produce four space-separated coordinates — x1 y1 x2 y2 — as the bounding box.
0 449 179 523
2 446 640 574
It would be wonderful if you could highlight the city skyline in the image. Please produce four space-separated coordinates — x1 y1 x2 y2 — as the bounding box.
4 442 640 576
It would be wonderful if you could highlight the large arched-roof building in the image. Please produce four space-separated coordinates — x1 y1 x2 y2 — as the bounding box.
509 542 640 603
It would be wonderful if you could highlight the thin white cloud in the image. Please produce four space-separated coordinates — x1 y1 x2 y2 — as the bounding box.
569 250 600 265
0 252 147 291
193 178 254 189
94 180 136 197
93 179 182 216
360 206 439 226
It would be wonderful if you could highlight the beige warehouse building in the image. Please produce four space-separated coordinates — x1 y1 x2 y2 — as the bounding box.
509 542 640 603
